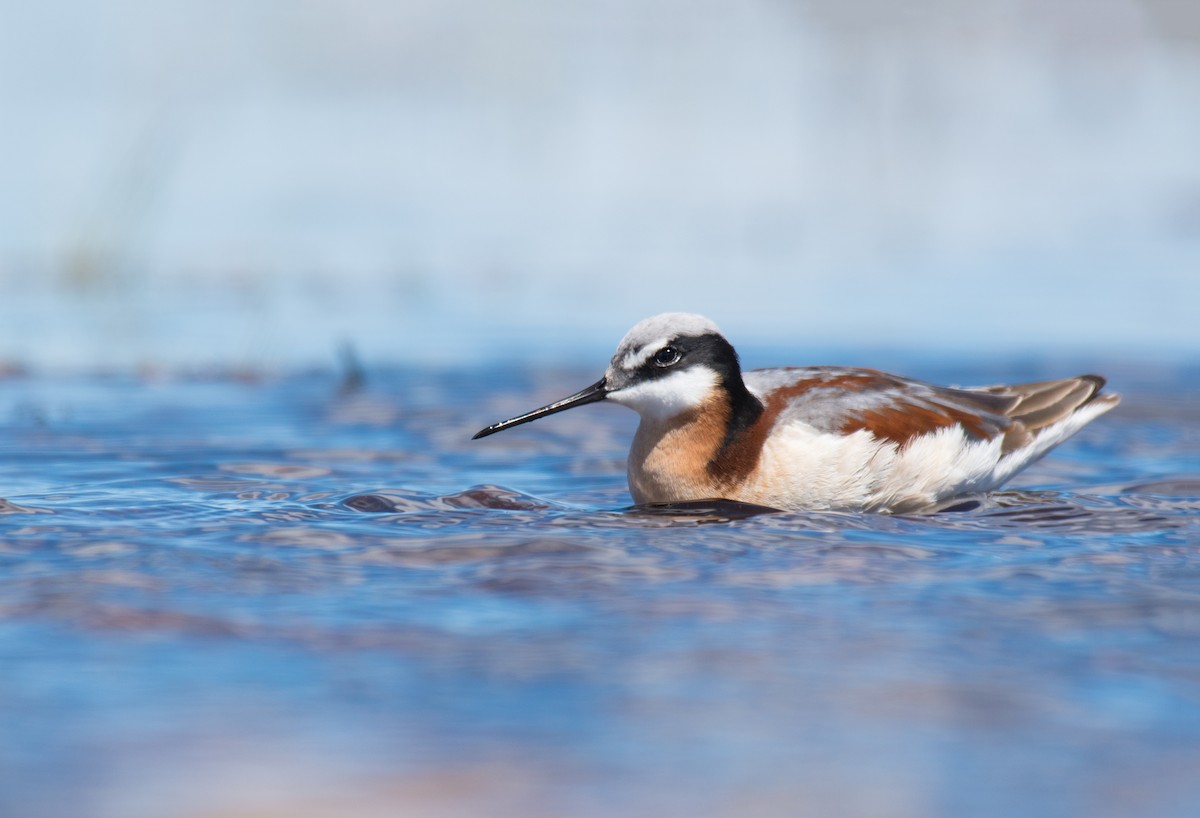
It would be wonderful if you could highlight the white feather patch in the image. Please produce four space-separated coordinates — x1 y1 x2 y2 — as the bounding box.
607 366 719 420
620 338 670 371
743 423 1010 512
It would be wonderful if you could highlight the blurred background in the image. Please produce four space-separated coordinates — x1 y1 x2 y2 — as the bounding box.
1 0 1198 370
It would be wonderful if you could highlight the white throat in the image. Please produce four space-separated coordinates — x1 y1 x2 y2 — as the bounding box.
606 366 720 421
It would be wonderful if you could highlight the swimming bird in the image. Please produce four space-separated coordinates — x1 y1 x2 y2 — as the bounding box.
473 313 1120 513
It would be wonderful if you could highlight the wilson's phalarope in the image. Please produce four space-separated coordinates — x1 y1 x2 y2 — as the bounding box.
473 313 1120 513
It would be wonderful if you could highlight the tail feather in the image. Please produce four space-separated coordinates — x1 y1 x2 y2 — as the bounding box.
980 375 1120 478
973 375 1118 456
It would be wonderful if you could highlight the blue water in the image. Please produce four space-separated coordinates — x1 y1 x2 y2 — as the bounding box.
1 360 1198 818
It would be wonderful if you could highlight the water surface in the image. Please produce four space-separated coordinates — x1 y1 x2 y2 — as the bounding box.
1 361 1198 817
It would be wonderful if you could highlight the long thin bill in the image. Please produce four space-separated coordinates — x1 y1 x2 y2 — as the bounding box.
473 378 608 439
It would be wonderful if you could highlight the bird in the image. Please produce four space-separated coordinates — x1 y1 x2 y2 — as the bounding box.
473 313 1120 513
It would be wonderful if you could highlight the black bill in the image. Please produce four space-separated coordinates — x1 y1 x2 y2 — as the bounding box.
472 378 608 439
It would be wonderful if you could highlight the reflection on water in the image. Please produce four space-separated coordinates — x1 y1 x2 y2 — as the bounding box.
1 363 1199 818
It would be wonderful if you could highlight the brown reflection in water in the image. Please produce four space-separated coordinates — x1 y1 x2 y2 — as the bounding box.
344 485 555 513
0 498 52 515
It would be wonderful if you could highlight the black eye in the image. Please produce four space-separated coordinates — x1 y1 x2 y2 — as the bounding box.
653 346 681 367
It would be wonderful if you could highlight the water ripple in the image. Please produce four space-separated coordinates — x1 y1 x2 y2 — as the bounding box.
1 367 1198 818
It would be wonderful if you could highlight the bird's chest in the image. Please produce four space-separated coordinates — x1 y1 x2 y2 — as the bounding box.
625 414 727 504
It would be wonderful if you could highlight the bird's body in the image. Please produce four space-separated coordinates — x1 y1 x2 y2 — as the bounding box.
474 313 1120 513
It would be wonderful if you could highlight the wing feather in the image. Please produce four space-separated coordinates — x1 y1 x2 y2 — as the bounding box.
744 368 1114 453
